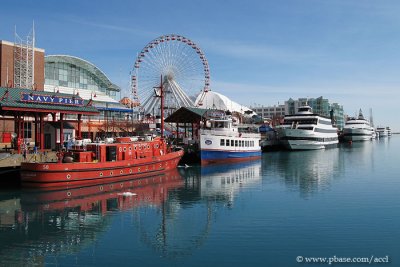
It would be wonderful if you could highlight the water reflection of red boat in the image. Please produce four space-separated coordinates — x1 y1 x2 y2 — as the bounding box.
21 168 184 213
20 137 184 188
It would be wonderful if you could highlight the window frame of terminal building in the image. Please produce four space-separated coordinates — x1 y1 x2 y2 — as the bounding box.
43 56 132 139
44 60 116 98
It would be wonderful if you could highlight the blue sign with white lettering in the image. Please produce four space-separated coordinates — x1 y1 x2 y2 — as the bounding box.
20 93 84 106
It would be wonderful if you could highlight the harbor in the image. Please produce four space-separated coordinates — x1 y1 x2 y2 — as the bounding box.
1 0 400 266
0 28 396 183
0 138 399 266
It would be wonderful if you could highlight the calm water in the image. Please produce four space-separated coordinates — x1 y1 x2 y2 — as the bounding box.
0 137 399 266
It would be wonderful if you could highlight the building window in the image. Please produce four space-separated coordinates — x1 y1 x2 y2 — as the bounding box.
23 122 32 139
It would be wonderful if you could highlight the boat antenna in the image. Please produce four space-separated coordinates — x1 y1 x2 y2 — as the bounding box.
369 108 374 127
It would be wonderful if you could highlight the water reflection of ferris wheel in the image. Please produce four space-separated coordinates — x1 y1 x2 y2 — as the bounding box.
133 193 213 258
131 34 210 118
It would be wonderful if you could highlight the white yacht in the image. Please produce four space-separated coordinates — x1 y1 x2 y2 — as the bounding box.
376 127 388 138
277 105 338 150
386 126 392 137
343 109 373 141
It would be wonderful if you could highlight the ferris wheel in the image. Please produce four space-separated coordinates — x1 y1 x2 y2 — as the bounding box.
131 34 210 117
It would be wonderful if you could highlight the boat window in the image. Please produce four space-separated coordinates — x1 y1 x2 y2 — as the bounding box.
231 140 234 146
319 119 333 125
216 122 224 128
226 139 230 146
220 139 225 146
235 140 238 147
284 119 318 125
298 127 314 130
298 107 311 112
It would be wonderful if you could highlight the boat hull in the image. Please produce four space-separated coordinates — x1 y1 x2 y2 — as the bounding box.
199 131 261 165
280 139 338 150
278 128 338 150
20 150 184 188
343 128 372 141
200 150 261 165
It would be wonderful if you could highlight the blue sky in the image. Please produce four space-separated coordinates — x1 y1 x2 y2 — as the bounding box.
1 0 400 130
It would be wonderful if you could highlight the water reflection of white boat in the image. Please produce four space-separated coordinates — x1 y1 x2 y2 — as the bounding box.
264 149 341 197
133 162 262 258
199 161 262 200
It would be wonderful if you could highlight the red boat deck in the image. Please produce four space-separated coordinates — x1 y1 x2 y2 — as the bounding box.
20 137 184 187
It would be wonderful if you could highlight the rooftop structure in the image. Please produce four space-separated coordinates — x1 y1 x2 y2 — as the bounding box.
195 91 257 117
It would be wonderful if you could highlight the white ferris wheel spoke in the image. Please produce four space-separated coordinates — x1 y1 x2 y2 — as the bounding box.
132 34 210 116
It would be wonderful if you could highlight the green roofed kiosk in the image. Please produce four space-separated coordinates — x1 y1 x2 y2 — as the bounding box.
0 86 99 153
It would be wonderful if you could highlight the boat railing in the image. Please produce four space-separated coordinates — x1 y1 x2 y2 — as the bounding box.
201 129 260 138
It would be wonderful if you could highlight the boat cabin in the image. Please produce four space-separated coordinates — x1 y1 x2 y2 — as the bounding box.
297 105 313 114
65 137 166 163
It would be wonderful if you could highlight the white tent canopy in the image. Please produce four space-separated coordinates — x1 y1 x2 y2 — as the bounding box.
194 91 257 117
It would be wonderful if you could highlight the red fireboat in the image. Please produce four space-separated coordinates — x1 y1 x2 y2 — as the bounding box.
20 76 184 188
20 136 183 187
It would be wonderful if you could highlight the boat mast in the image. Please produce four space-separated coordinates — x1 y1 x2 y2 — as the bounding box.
154 75 164 138
160 75 164 139
369 108 374 127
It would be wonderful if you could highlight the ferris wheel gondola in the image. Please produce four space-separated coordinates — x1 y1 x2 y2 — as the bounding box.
132 34 210 118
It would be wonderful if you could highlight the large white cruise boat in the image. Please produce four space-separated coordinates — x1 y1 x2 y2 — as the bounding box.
343 109 374 141
376 127 388 138
277 105 338 150
199 110 261 165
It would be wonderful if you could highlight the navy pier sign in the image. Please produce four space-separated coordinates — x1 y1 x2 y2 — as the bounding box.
20 93 84 106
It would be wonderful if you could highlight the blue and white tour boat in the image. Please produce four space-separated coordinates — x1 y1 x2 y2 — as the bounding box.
199 110 261 165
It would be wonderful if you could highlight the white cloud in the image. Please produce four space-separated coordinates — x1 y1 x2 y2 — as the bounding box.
64 16 159 38
198 38 315 63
